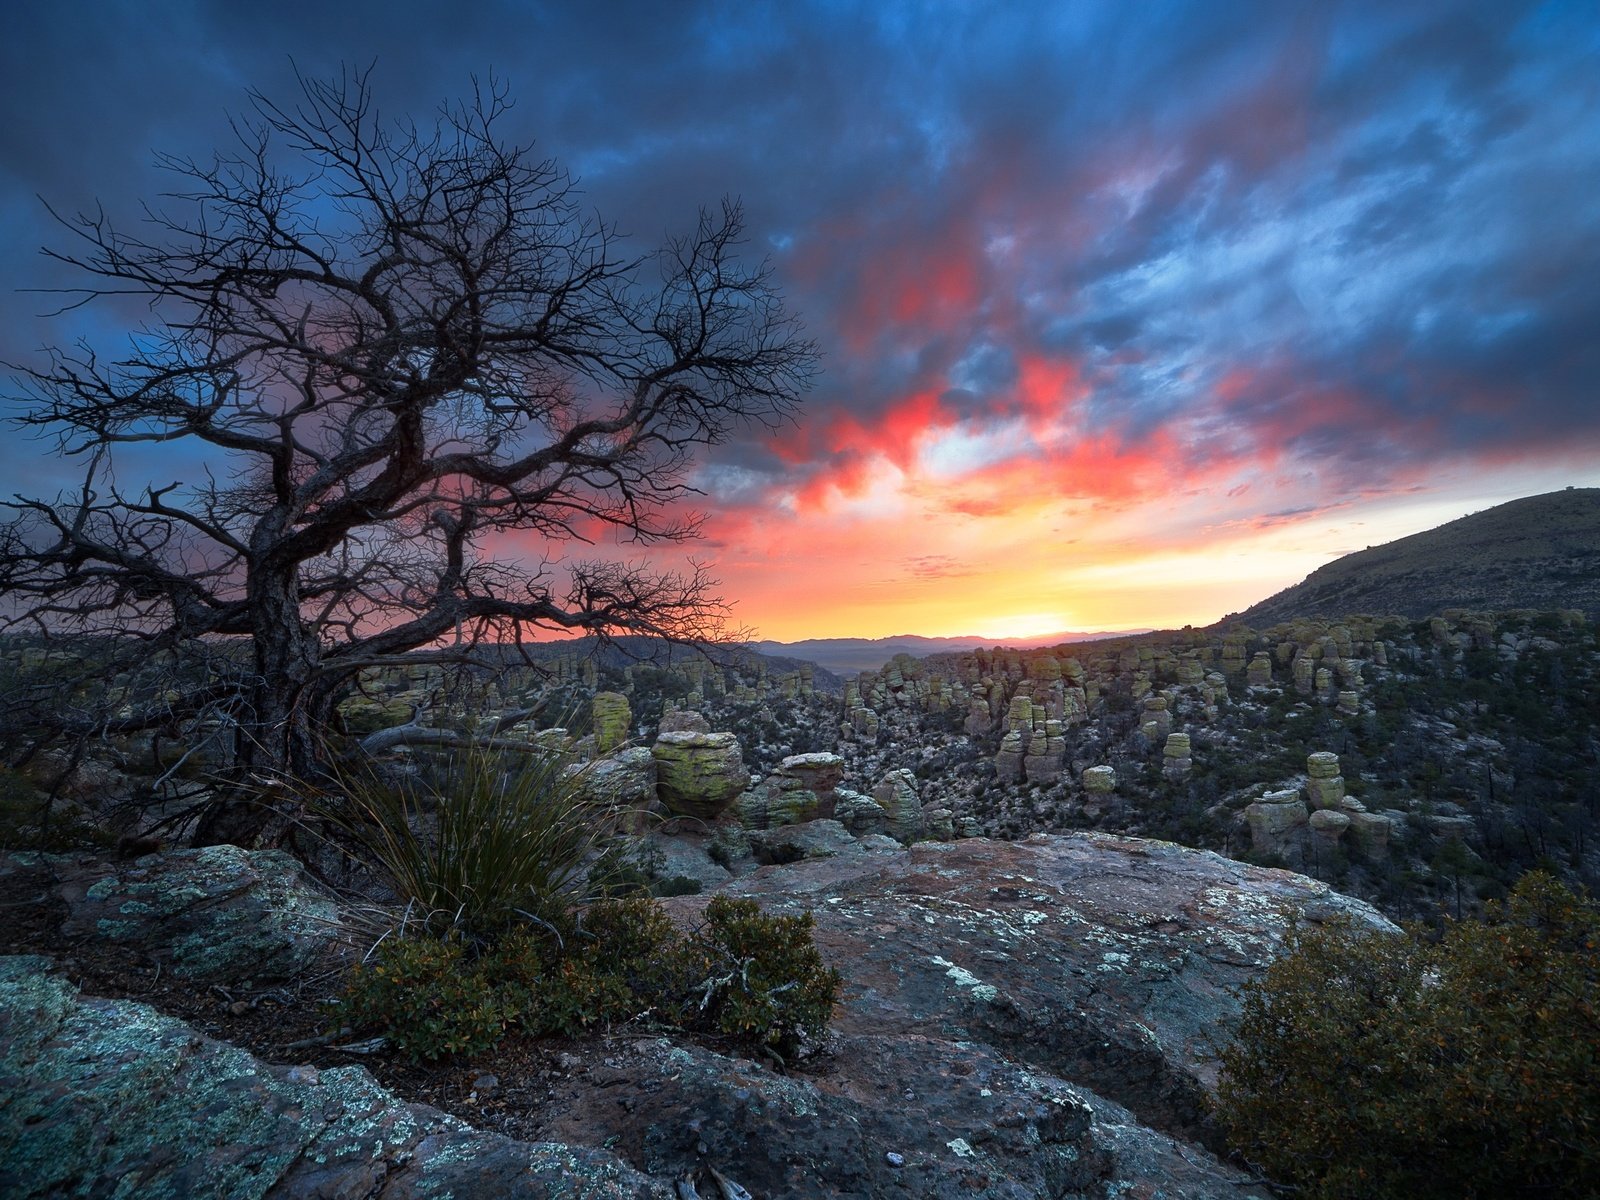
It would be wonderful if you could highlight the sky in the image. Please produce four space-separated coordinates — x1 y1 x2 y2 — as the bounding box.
2 1 1598 642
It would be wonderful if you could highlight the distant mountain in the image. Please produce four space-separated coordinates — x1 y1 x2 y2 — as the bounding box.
1234 488 1600 627
753 630 1145 677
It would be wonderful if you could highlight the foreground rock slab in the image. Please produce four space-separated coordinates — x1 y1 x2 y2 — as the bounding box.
1 833 1390 1198
678 832 1394 1143
0 956 669 1200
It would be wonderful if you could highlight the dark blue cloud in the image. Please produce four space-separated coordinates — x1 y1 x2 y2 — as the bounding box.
3 0 1597 508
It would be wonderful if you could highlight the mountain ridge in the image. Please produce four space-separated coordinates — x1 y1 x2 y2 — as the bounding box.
753 629 1148 676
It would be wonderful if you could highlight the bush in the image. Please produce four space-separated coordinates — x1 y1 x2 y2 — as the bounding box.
340 936 518 1061
317 744 614 943
514 897 682 1036
336 893 841 1062
675 896 842 1059
1213 872 1600 1198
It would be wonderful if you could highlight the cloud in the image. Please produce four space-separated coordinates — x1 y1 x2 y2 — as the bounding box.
3 0 1597 638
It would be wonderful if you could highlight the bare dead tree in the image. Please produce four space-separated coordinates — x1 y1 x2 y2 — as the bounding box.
0 67 815 844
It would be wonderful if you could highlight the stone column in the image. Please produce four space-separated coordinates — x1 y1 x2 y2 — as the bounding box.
1162 732 1192 778
590 691 632 754
1305 752 1345 809
1308 808 1350 857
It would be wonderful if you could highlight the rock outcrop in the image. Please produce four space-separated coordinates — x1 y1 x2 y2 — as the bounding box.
736 752 846 828
871 768 923 843
1162 732 1192 778
1304 751 1345 810
634 833 1389 1195
581 746 659 814
1245 789 1308 857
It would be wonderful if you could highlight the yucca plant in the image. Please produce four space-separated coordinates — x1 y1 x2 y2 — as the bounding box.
317 744 615 945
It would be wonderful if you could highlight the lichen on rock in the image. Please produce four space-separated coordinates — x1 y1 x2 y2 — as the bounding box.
57 845 341 983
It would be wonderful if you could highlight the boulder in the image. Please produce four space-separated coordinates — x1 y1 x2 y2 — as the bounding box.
1245 790 1307 858
920 807 956 841
580 747 658 812
776 752 845 803
1081 765 1116 793
658 709 711 735
56 846 340 984
651 731 750 821
830 788 890 837
1346 811 1392 861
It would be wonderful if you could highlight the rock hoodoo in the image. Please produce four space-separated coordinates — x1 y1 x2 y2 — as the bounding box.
1305 751 1345 810
589 691 632 753
651 729 750 820
1162 732 1192 778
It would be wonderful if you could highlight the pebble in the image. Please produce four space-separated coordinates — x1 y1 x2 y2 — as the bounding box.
884 1151 905 1168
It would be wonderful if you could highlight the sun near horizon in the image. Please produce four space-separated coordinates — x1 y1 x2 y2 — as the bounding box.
694 470 1600 644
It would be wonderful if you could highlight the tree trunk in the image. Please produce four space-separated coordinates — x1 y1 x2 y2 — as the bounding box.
194 566 325 846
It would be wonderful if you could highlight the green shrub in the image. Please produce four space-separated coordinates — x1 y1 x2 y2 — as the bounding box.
316 744 614 943
1213 872 1600 1199
675 895 842 1059
514 897 682 1036
337 893 841 1061
340 937 518 1062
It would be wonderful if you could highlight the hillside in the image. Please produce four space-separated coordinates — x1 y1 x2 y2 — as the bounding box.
1234 488 1600 626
